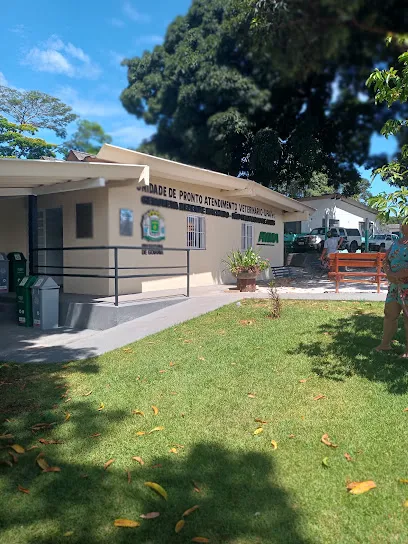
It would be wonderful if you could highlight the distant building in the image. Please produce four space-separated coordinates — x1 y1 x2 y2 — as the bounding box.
284 193 379 234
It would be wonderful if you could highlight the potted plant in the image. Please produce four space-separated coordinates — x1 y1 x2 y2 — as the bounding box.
224 248 269 292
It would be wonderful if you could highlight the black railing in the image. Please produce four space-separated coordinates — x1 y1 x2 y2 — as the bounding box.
32 246 191 306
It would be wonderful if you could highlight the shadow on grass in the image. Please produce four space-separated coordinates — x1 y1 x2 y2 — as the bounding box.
0 444 309 544
292 311 408 394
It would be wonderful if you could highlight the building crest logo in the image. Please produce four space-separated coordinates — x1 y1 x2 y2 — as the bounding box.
141 210 165 242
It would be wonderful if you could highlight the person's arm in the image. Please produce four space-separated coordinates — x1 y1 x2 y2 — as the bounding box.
337 237 344 250
320 248 327 261
383 248 400 283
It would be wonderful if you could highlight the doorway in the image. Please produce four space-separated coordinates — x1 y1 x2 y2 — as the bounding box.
37 208 63 285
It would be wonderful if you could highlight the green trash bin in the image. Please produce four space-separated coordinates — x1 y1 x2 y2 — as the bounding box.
16 276 37 327
8 252 27 293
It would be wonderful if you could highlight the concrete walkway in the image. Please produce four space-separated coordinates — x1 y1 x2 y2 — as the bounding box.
0 281 387 364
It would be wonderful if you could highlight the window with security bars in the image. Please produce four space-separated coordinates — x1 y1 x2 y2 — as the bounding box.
241 223 254 250
187 216 206 249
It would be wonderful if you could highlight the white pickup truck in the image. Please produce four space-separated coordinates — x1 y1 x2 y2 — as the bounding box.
367 233 399 252
295 227 363 253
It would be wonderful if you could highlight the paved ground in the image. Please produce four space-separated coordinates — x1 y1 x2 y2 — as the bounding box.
0 279 387 364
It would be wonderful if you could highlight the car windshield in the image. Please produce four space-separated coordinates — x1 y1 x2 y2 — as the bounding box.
310 228 325 235
347 229 361 236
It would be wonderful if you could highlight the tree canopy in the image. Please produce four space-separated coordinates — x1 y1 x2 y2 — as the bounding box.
0 86 77 139
120 0 407 197
62 119 112 157
0 116 57 159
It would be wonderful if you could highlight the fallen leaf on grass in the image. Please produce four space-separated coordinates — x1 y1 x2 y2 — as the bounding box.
64 413 71 422
63 531 74 537
39 439 63 445
90 433 101 438
0 434 14 440
104 458 115 470
152 405 159 416
10 444 25 454
313 394 326 401
36 457 50 471
299 378 309 383
322 457 329 468
159 370 167 374
127 470 131 484
136 431 146 437
64 398 72 403
183 505 199 517
122 348 133 353
97 403 104 411
144 481 168 500
83 391 92 396
398 479 408 484
321 434 338 448
149 426 164 434
247 393 256 398
42 466 61 473
183 339 193 344
132 456 144 465
132 410 145 416
8 451 18 464
169 362 176 367
347 481 376 495
403 408 408 412
240 320 255 326
192 538 210 543
140 512 160 519
253 428 263 436
18 485 29 494
270 440 278 450
198 357 205 361
344 453 353 462
192 480 201 493
169 448 178 454
25 446 39 451
151 464 162 469
254 418 268 424
175 520 185 533
32 422 56 431
289 434 295 439
114 519 140 528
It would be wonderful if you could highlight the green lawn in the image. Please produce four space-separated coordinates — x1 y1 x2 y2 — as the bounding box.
0 300 408 544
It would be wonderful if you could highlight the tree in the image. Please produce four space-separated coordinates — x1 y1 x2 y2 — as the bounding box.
120 0 404 196
0 86 77 138
62 120 112 157
0 116 57 159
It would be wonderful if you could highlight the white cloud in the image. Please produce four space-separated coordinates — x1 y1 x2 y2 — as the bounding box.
123 1 151 23
56 85 124 117
135 35 163 46
110 18 125 28
22 35 101 79
0 72 8 86
9 24 26 37
110 124 155 146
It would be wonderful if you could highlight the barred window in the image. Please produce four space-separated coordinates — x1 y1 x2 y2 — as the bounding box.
187 216 206 249
241 223 254 250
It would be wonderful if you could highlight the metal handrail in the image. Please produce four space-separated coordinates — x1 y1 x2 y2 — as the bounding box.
32 245 191 306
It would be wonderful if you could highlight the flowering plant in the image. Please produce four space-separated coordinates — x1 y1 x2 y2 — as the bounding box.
224 248 269 276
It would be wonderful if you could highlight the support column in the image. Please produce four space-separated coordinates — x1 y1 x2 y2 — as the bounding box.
28 195 38 275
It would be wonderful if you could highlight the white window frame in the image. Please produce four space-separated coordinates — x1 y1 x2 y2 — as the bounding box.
187 215 206 249
241 222 254 250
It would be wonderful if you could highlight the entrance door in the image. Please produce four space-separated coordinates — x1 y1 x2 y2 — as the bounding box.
37 208 63 285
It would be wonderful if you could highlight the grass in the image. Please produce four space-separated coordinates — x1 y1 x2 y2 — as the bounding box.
0 300 408 544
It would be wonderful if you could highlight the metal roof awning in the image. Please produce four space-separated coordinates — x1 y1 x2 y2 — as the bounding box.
0 158 149 197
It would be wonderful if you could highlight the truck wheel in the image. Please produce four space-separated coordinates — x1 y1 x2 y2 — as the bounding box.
380 243 386 252
349 241 358 253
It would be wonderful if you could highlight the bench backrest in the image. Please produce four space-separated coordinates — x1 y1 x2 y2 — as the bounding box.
328 252 385 270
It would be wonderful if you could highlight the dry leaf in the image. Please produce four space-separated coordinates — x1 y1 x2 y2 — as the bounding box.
18 484 29 494
104 458 115 470
144 481 168 500
192 480 201 493
148 426 164 434
253 428 263 436
64 398 72 403
132 456 144 465
159 370 166 374
199 357 205 361
97 403 104 411
152 405 159 416
403 408 408 412
183 339 193 344
10 444 25 454
63 531 74 537
25 446 39 451
192 538 210 543
0 434 13 439
140 512 160 519
8 451 18 464
254 418 268 424
39 439 63 445
183 505 199 517
123 348 133 353
169 362 176 367
127 470 131 484
169 448 178 454
42 466 61 473
175 520 185 533
321 433 338 448
90 433 101 438
114 519 140 528
132 410 145 416
32 422 56 431
36 457 50 471
64 412 71 422
299 379 309 383
151 464 162 469
136 431 146 437
289 434 295 439
313 394 326 401
270 440 278 450
240 320 254 325
344 453 353 462
398 478 408 484
347 480 376 495
247 393 256 398
83 391 92 396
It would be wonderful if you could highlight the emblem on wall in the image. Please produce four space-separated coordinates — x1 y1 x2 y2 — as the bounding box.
141 209 166 242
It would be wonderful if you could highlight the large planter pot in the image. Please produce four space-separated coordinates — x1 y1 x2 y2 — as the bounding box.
236 271 257 292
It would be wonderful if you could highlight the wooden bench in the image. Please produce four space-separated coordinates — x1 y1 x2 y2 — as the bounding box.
328 253 387 293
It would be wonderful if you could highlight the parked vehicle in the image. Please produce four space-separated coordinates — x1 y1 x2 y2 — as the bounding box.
294 227 363 253
367 233 399 252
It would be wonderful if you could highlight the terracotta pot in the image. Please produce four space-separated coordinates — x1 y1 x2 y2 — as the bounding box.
236 271 257 292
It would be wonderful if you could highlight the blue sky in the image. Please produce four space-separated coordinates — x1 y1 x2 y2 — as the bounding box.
0 0 395 195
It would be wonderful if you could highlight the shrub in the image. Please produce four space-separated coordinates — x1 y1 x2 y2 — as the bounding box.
224 248 269 276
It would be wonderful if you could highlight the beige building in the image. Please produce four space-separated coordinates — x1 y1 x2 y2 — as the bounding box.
0 145 313 297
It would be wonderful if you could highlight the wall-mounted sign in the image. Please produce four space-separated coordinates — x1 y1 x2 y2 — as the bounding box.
257 232 279 245
141 210 165 242
141 244 163 255
120 208 134 236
